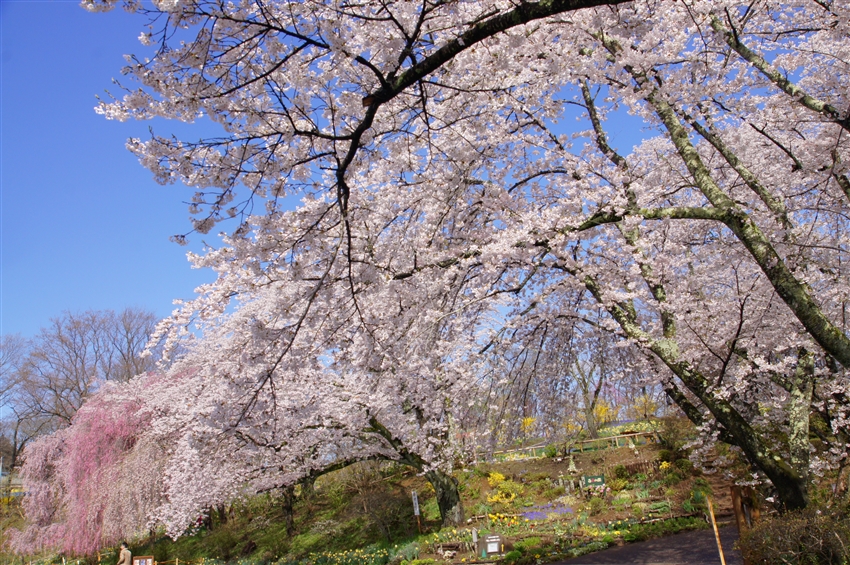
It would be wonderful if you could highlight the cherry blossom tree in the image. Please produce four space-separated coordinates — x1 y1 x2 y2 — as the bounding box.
479 303 647 447
80 0 850 515
9 379 161 555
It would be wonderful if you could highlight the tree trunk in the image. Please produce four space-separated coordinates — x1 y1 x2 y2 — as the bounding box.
300 475 315 499
281 484 296 535
583 275 811 510
583 405 599 439
425 469 464 526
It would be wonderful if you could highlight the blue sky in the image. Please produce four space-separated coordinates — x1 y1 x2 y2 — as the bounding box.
0 1 649 340
1 0 214 338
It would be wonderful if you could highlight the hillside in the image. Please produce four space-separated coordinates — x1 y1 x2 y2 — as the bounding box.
61 425 736 565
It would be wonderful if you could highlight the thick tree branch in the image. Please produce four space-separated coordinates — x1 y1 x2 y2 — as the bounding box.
710 15 850 132
648 91 850 368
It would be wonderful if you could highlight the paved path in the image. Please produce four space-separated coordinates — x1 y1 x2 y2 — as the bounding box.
556 526 743 565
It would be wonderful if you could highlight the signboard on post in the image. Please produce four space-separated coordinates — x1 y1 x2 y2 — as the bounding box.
582 474 605 488
411 490 422 533
477 534 504 557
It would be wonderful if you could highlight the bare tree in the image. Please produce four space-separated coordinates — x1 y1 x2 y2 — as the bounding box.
0 334 26 403
0 308 160 468
102 307 160 383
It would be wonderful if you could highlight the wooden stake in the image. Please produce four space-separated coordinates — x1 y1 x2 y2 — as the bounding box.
707 497 727 565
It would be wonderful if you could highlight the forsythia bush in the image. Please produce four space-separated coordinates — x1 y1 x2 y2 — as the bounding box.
487 472 506 488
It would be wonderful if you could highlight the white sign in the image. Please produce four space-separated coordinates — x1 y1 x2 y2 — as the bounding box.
412 490 420 516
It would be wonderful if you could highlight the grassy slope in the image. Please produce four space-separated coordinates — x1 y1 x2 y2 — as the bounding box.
120 439 726 565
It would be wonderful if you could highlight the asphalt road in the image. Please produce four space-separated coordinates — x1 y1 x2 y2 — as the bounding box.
556 525 743 565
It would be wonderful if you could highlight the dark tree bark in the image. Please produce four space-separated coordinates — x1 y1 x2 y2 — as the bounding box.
281 484 296 536
425 469 464 527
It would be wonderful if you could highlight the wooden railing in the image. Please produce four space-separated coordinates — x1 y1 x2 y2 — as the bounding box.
485 430 659 462
573 431 659 452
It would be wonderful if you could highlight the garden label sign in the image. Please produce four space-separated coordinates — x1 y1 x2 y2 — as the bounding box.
582 475 605 488
478 534 504 557
411 490 420 516
133 557 154 565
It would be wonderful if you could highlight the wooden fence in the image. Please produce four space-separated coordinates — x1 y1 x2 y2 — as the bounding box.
485 430 659 463
573 431 659 452
491 443 549 460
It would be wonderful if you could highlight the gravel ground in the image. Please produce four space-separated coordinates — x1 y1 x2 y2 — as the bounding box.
555 525 743 565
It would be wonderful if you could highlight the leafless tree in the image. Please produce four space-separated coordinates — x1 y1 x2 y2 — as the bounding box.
0 308 160 468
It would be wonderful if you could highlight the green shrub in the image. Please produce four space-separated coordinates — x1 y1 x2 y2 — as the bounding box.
514 537 542 553
503 550 523 563
392 542 420 562
525 472 551 483
648 500 672 515
623 517 706 542
474 502 493 515
612 464 629 479
738 505 850 565
567 541 609 558
588 496 605 516
544 444 558 458
692 477 712 495
422 498 441 521
472 467 490 479
656 416 695 453
663 472 684 486
288 532 326 557
657 449 674 463
542 485 566 499
675 459 694 474
608 478 629 492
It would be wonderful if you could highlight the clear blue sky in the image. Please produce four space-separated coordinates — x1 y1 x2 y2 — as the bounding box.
0 1 648 340
1 0 215 338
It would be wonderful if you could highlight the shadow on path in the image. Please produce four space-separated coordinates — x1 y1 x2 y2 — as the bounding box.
555 525 743 565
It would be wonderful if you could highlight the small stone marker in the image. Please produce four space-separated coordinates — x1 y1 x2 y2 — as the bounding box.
478 534 504 557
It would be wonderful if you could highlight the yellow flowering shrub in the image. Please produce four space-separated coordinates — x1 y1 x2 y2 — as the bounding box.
487 471 506 488
486 478 524 503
